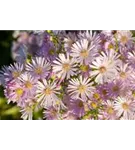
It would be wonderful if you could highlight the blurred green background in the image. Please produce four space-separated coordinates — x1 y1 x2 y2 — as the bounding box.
1 30 135 120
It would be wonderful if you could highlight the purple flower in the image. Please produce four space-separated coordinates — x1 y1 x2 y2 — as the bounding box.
37 32 58 61
105 80 124 99
69 99 85 118
96 83 109 101
0 63 24 85
43 106 60 120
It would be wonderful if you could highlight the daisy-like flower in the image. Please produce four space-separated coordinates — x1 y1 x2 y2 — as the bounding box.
116 30 135 46
90 50 120 84
38 35 57 61
43 106 60 120
52 53 77 81
78 30 101 49
0 63 24 85
105 80 124 99
104 41 116 51
114 96 135 119
36 79 61 107
102 100 118 120
70 39 96 65
67 76 94 101
117 63 133 84
96 83 109 101
64 32 77 52
4 80 25 105
20 106 33 120
19 72 37 97
69 99 86 118
53 99 66 111
26 57 51 79
8 63 24 80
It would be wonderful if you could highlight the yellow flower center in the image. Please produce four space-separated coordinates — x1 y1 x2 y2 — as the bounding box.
108 43 114 49
80 65 89 72
102 89 107 95
91 102 97 109
120 72 126 78
78 84 86 94
12 71 20 78
62 63 71 71
121 36 128 44
112 86 119 92
99 66 106 73
56 100 60 105
80 50 89 58
25 81 33 89
78 101 83 107
35 67 43 75
122 102 129 110
15 88 24 97
93 93 100 99
107 107 114 114
44 87 52 95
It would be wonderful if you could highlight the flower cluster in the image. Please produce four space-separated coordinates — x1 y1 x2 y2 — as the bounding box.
1 30 135 120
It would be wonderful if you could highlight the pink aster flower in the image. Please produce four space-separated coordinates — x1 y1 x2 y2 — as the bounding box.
26 57 51 80
70 39 96 65
90 50 120 84
36 79 61 107
20 106 33 120
116 30 135 46
4 80 25 106
52 53 77 81
116 63 133 84
101 100 118 120
18 72 38 98
67 76 94 101
114 96 135 119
